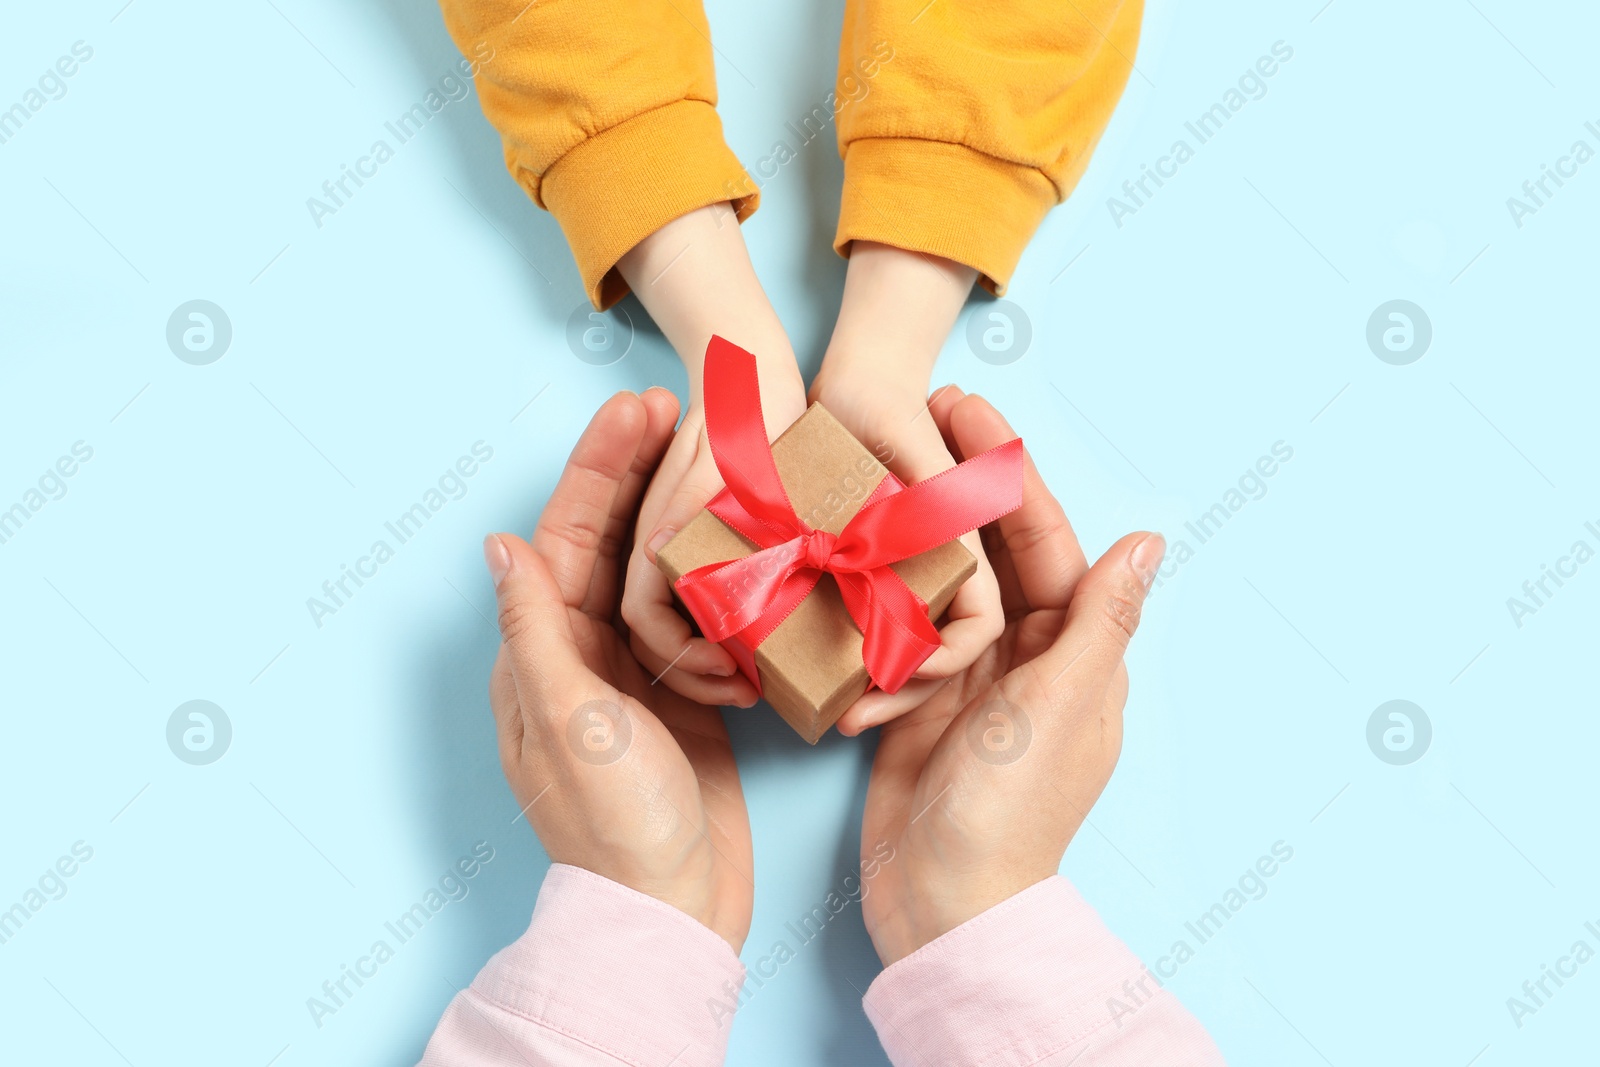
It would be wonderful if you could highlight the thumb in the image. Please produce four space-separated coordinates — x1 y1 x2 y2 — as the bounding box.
484 533 590 716
1044 532 1165 684
642 447 724 563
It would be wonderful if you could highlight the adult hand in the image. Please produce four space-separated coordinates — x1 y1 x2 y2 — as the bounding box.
614 205 807 707
483 389 755 951
844 387 1165 966
811 242 1004 726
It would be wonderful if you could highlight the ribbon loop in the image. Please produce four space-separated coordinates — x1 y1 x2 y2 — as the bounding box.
672 337 1023 695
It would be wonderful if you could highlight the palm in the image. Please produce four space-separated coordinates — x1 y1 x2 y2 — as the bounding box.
571 611 754 945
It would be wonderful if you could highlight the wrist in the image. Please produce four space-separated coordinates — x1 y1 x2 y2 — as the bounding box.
681 340 804 427
813 339 936 405
615 204 803 427
869 872 1047 967
819 240 975 399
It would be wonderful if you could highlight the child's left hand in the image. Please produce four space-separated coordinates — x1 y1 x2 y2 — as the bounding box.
808 365 1006 730
809 238 1007 728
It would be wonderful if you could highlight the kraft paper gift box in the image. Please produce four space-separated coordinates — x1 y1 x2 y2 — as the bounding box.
655 403 975 744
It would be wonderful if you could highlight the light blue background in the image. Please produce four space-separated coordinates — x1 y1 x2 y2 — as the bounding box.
3 0 1596 1064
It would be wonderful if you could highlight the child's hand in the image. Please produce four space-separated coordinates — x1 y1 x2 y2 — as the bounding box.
623 370 805 707
809 368 1005 727
811 241 1003 727
613 205 807 706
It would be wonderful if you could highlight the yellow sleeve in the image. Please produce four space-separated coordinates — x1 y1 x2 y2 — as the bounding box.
834 0 1143 293
438 0 758 308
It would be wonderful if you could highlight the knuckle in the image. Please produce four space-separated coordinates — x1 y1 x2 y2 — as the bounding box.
1099 581 1145 644
546 515 603 555
597 522 629 562
496 597 538 644
619 561 658 612
979 606 1006 645
628 629 666 673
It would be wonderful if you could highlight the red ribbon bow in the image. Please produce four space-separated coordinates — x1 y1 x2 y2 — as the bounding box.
674 337 1024 695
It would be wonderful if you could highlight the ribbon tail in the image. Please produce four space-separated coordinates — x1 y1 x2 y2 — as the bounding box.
675 539 815 642
702 337 805 543
836 569 939 694
676 556 820 692
831 437 1025 571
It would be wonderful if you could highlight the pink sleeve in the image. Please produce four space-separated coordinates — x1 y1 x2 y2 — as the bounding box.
863 876 1227 1067
418 864 746 1067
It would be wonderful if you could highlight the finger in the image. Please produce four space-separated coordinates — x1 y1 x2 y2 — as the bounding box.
836 676 948 736
623 437 742 679
641 443 726 564
914 531 1004 678
1025 531 1163 704
949 394 1088 613
577 388 682 618
628 626 760 708
634 407 702 550
615 387 680 528
622 546 745 682
881 399 959 485
926 383 965 460
931 387 1032 610
484 532 592 719
638 387 682 460
531 392 648 610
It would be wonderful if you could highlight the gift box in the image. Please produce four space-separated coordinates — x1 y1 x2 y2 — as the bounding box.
655 337 1022 744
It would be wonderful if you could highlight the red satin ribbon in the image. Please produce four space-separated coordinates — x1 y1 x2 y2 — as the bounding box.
674 336 1024 695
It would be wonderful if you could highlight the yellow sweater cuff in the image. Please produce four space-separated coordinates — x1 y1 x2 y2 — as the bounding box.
542 100 758 310
834 138 1057 296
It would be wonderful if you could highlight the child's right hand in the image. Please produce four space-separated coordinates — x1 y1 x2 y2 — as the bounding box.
622 373 807 704
612 204 808 706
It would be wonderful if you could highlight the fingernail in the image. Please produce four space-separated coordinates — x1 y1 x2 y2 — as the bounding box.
709 661 737 678
645 526 676 559
1130 533 1166 590
483 534 512 589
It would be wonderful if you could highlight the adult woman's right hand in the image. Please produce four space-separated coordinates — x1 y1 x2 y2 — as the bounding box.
843 388 1165 966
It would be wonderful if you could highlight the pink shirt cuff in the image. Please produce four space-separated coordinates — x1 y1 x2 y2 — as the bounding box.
863 876 1227 1067
419 863 745 1067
